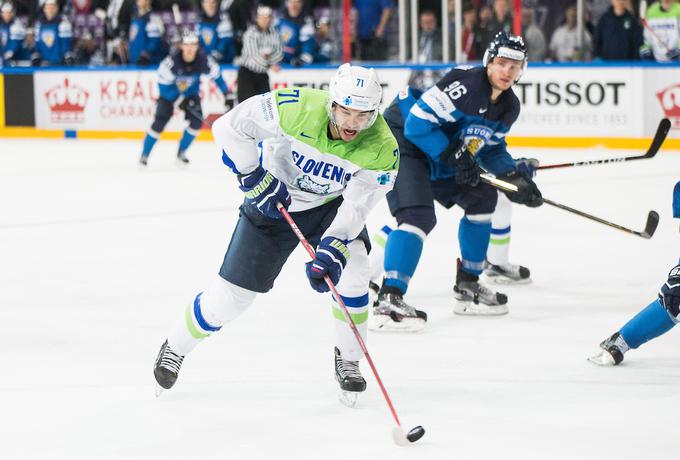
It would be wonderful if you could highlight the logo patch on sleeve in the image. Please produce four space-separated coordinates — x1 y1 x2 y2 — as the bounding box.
260 95 275 121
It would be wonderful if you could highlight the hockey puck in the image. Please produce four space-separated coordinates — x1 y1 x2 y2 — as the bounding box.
406 425 425 442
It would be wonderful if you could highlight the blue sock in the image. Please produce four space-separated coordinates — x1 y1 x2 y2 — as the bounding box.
142 131 159 157
383 228 424 294
458 215 491 275
178 128 197 153
620 299 677 349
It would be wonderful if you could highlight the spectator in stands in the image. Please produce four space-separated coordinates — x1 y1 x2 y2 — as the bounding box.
236 5 282 103
276 0 315 66
12 0 38 25
639 0 680 62
417 9 441 62
106 0 134 63
475 0 512 58
1 1 27 66
593 0 642 60
313 15 333 62
197 0 235 63
521 6 546 61
461 5 477 61
550 4 592 62
31 0 74 65
355 0 392 61
128 0 166 65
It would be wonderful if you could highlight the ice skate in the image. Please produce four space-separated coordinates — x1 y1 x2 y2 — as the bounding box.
334 347 365 408
139 152 149 166
588 332 628 366
484 259 531 284
370 288 427 332
154 340 185 397
177 149 189 164
454 260 508 316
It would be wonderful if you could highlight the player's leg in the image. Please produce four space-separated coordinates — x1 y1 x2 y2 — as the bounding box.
452 182 509 315
177 95 203 163
154 203 299 392
367 224 394 295
330 238 371 405
589 265 680 365
140 97 174 165
485 191 531 284
371 153 431 332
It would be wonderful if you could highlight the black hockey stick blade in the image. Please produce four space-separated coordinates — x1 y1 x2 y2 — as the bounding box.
640 211 660 239
642 118 671 159
538 118 671 170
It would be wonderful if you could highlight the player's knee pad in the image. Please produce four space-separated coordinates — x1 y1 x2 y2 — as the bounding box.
394 206 437 235
659 265 680 318
199 276 257 326
492 190 513 226
151 98 174 133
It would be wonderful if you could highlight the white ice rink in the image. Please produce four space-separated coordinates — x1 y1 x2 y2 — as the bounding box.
1 138 679 460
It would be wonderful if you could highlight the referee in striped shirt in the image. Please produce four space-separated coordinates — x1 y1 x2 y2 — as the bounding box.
236 5 284 103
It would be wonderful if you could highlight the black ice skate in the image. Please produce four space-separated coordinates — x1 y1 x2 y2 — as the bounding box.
454 259 508 316
334 347 366 408
139 152 149 166
154 340 184 397
177 149 189 164
484 259 531 284
370 286 427 332
588 332 629 366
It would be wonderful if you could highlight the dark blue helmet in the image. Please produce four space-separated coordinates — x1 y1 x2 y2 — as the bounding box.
483 32 528 81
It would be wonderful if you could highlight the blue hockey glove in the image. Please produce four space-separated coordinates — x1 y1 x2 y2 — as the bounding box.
305 237 350 293
238 166 291 219
514 157 539 178
441 143 481 186
659 265 680 318
497 170 543 208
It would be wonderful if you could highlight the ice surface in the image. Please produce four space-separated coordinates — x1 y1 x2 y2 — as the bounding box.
1 139 679 460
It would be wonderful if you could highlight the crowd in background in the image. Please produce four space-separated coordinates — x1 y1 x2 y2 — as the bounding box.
0 0 678 67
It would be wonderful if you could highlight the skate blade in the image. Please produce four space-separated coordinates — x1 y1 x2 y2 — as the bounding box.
154 384 165 398
453 300 508 316
587 350 616 366
338 390 360 408
368 313 426 332
485 274 532 285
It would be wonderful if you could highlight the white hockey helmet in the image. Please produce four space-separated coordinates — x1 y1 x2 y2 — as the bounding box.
327 63 382 131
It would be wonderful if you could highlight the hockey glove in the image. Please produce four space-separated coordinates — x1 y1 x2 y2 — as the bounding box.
666 48 680 62
514 157 539 178
498 170 543 208
659 265 680 318
441 143 481 187
238 166 291 219
305 237 350 293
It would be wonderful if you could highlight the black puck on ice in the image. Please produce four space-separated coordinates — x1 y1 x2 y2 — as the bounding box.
406 425 425 442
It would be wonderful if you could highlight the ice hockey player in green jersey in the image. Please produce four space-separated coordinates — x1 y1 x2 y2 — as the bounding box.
640 0 680 62
152 63 399 407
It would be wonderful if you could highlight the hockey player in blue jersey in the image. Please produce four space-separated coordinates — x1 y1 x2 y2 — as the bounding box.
31 0 74 66
371 32 543 331
139 29 229 166
127 0 166 66
1 1 26 66
276 0 316 66
196 0 235 64
589 180 680 366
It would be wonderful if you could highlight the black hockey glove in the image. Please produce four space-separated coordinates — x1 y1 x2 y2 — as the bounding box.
136 52 151 66
224 96 234 112
659 265 680 318
238 166 291 220
497 170 543 207
441 143 481 187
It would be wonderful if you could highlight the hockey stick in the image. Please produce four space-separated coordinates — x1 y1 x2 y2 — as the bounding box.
479 175 660 239
537 118 671 170
277 204 425 446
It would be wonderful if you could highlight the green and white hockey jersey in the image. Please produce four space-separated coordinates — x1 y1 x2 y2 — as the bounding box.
212 87 399 242
642 2 680 62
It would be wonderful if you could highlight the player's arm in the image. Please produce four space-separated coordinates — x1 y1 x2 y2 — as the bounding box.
323 140 399 242
157 56 178 101
211 91 282 174
403 80 464 161
206 55 228 95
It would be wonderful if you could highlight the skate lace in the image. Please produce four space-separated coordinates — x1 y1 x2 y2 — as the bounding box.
337 358 362 380
159 345 184 375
